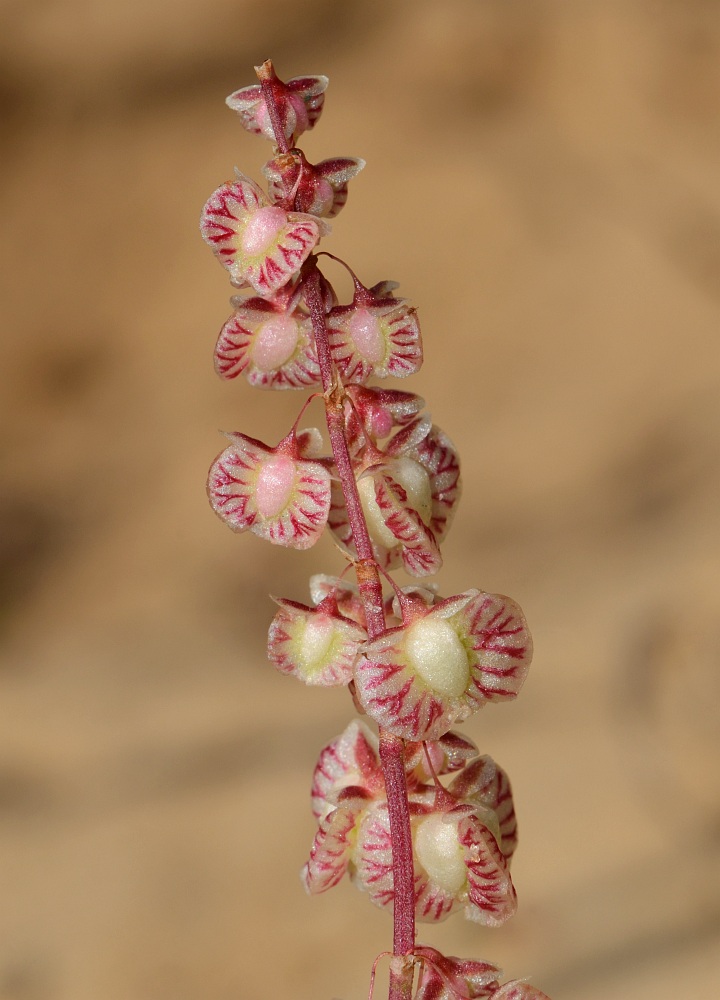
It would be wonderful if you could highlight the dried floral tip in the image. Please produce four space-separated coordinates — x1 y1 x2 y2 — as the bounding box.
200 172 329 296
207 430 331 548
264 151 366 218
355 590 532 741
226 64 328 144
267 594 366 687
215 293 320 389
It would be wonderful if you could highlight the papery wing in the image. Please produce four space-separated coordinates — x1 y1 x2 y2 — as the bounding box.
458 812 517 927
301 797 366 895
449 756 517 860
456 593 532 705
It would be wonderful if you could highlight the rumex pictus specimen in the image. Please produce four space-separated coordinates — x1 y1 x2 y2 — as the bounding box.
201 59 551 1000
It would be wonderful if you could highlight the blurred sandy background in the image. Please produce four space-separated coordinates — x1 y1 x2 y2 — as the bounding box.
1 1 720 998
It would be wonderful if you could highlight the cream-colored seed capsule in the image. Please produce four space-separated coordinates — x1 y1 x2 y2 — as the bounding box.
357 475 393 547
255 454 297 519
414 814 466 895
391 457 432 526
252 316 299 371
298 616 334 676
405 616 469 697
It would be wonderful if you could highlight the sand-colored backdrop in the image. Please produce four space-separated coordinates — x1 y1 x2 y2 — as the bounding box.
1 2 719 998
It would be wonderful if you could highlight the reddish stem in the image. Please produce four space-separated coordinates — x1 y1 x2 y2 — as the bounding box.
300 266 383 626
303 264 416 1000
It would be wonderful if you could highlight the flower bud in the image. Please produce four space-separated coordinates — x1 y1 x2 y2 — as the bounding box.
226 63 328 144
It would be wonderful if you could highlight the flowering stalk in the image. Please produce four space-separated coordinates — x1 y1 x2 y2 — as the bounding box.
201 59 551 1000
304 263 417 995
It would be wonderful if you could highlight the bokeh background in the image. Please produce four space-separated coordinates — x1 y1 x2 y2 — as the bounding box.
1 1 720 998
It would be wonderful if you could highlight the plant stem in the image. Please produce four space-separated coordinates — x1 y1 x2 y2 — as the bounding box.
301 267 385 631
303 265 416 1000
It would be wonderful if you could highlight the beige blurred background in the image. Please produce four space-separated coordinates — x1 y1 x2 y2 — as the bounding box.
1 1 719 998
